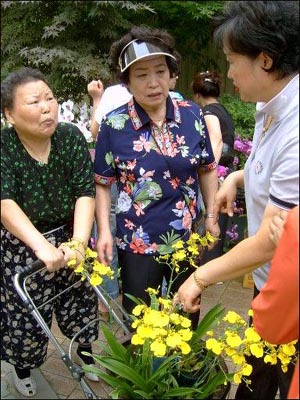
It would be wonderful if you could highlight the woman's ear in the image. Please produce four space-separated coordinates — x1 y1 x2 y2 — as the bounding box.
4 108 15 125
260 52 273 70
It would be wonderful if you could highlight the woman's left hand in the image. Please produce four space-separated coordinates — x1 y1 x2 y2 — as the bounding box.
58 241 85 267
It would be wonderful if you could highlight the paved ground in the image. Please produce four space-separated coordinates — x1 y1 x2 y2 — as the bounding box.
1 277 256 399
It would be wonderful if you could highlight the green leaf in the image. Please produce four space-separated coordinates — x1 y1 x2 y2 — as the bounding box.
190 303 225 345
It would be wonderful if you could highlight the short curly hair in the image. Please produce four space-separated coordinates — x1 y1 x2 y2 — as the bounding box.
213 1 299 78
1 67 48 116
109 25 181 84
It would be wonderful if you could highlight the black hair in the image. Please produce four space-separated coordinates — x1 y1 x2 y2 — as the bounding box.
213 1 299 78
109 25 181 84
192 71 222 98
1 67 49 116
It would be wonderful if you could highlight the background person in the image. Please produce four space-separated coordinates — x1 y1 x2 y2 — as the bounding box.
1 67 99 396
87 80 132 314
176 1 299 398
192 70 235 264
93 25 220 330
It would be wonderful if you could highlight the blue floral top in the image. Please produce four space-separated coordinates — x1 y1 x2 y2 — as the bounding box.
94 96 216 255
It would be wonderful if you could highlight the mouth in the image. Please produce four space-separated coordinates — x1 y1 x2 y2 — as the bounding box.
42 118 55 126
148 92 162 99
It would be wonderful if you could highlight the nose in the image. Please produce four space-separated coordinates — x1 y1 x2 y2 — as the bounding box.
147 73 159 88
40 100 50 113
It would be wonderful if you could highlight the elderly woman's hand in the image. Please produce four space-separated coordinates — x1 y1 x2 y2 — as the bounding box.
205 217 220 250
34 241 65 272
58 239 86 269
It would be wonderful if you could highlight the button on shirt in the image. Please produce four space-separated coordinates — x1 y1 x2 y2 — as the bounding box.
94 96 216 255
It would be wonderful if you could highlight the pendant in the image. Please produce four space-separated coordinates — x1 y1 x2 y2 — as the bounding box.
37 160 45 167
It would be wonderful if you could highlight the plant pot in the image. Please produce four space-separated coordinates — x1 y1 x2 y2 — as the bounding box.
176 354 230 400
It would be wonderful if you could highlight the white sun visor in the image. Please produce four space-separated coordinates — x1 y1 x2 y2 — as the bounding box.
118 39 177 73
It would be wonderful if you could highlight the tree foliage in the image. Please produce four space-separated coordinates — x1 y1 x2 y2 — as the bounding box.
1 0 224 102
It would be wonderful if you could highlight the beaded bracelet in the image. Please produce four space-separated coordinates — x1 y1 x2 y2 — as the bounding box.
71 237 87 250
193 271 210 291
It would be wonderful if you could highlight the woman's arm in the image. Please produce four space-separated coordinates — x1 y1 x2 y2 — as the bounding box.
87 80 104 140
177 202 280 312
198 167 220 238
95 183 114 265
1 199 64 271
204 115 223 164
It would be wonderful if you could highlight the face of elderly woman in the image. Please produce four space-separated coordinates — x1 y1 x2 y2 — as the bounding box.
5 80 58 139
127 55 170 112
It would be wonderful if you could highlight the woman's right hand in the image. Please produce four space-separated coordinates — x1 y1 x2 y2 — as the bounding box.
34 241 65 272
96 230 114 266
87 80 104 101
213 170 243 221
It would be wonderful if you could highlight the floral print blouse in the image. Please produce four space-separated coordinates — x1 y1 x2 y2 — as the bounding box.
1 123 95 233
94 96 216 255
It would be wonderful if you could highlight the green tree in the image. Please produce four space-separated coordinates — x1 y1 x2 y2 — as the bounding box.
1 0 155 101
1 0 224 102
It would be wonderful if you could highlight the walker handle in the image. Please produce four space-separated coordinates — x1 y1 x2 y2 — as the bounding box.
17 260 46 284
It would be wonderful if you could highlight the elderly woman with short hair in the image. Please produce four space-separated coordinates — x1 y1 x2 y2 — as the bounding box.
94 26 220 330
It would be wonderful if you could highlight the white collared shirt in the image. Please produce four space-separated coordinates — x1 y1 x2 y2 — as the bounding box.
244 74 299 289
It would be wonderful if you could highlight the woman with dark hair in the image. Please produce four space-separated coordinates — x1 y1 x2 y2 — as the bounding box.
94 25 220 330
177 1 299 399
192 71 235 263
1 67 99 396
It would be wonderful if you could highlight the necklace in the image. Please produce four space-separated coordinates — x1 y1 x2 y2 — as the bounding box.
22 140 51 167
257 114 274 147
152 119 165 129
252 114 274 161
262 114 274 135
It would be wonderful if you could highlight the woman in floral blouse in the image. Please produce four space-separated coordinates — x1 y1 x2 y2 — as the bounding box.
94 26 220 328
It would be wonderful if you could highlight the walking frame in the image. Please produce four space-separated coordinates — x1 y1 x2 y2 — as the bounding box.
14 260 132 399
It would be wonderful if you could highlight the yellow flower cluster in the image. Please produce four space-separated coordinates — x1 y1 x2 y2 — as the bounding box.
206 310 298 385
67 245 114 286
131 288 193 358
158 231 216 273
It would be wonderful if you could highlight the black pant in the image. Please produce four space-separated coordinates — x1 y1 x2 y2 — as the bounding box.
118 250 200 330
235 286 296 400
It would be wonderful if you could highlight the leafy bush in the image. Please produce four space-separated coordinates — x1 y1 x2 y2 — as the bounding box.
220 94 256 140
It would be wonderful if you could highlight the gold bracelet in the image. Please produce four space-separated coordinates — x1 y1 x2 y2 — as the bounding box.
71 237 87 250
193 271 210 291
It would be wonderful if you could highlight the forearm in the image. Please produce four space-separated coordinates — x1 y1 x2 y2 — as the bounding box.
72 196 95 245
198 168 219 214
1 199 51 251
95 184 111 235
197 232 276 285
90 96 102 139
229 169 245 189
